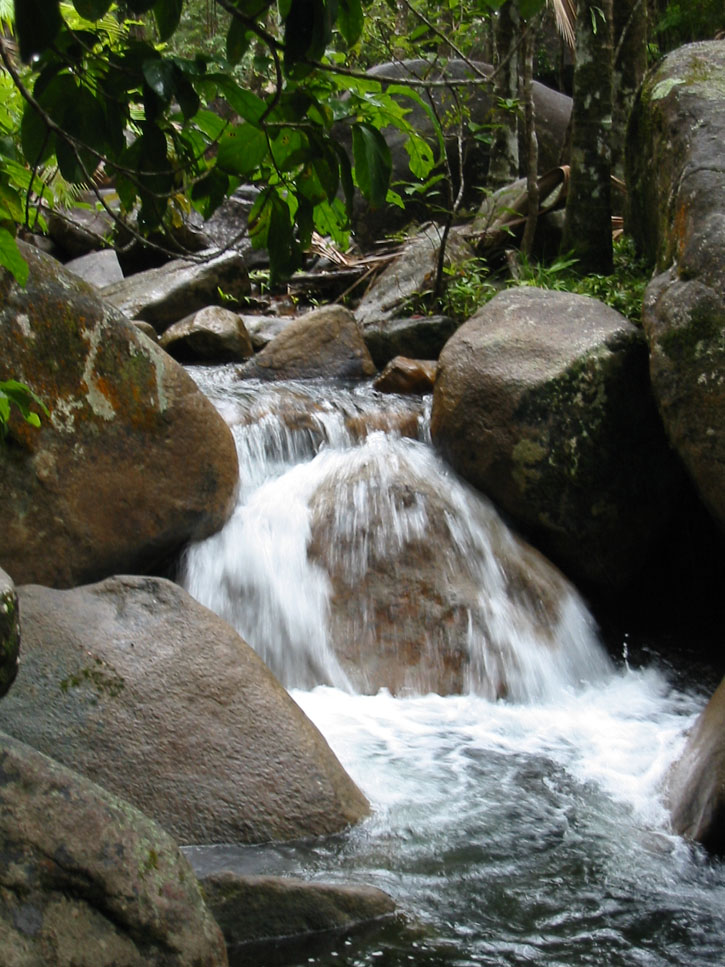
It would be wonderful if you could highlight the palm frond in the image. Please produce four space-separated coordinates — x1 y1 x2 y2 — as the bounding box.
548 0 577 49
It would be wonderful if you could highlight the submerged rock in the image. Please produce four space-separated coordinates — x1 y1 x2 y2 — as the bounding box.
200 872 395 957
0 242 239 588
431 287 682 589
0 576 369 845
667 676 725 854
308 437 611 698
239 305 376 381
0 567 19 699
373 357 437 395
0 731 228 967
627 41 725 530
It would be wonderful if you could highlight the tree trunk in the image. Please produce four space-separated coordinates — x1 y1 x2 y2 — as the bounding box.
487 1 520 188
612 0 648 178
561 0 614 275
520 23 539 257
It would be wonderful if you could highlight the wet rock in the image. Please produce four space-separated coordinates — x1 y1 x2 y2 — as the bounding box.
0 731 228 967
0 567 19 699
667 676 725 854
239 305 376 381
64 249 124 288
627 41 725 530
373 357 436 395
0 576 368 845
355 224 473 339
102 250 250 331
200 872 395 955
160 306 254 363
0 242 239 588
47 198 115 258
431 287 682 589
308 439 610 698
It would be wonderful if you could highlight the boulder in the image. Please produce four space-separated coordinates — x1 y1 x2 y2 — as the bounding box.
102 250 250 331
64 248 124 287
373 357 436 395
430 288 682 589
667 676 725 854
627 41 725 530
362 314 459 370
159 306 254 363
0 732 228 967
350 59 572 244
47 197 115 258
0 576 368 845
0 243 239 588
240 313 294 351
239 305 376 381
200 872 395 956
354 224 474 340
0 567 19 699
307 437 612 698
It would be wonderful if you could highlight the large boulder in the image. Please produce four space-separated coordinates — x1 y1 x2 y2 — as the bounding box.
0 567 19 699
0 731 228 967
159 306 254 363
307 436 612 699
430 288 682 589
0 576 368 845
0 242 238 588
239 305 376 381
102 250 250 331
666 677 725 854
627 41 725 530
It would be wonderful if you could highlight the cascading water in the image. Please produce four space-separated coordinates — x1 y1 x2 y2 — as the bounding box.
182 365 725 967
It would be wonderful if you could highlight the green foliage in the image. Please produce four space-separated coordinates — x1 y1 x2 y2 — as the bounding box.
5 0 442 283
0 379 49 440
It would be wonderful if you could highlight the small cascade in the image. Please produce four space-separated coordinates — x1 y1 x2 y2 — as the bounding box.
182 369 612 699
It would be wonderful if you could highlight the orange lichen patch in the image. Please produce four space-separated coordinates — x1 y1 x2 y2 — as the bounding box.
674 201 690 261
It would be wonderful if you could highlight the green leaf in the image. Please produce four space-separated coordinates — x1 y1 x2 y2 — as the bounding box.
124 0 157 12
226 17 251 65
153 0 183 42
143 58 176 103
0 229 29 287
249 187 300 283
15 0 62 62
352 122 391 209
171 64 200 119
212 77 267 125
217 124 269 176
517 0 546 19
337 0 364 46
72 0 113 17
191 169 229 219
284 0 332 75
20 104 54 168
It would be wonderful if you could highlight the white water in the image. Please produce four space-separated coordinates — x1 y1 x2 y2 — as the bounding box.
181 367 724 967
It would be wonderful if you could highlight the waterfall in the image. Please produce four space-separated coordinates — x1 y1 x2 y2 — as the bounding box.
181 369 612 700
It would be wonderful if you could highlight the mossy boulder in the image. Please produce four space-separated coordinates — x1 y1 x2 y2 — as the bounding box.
0 242 239 588
0 576 368 845
430 288 682 589
627 41 725 530
0 731 228 967
0 567 20 699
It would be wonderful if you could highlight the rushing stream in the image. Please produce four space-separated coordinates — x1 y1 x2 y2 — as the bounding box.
181 365 725 967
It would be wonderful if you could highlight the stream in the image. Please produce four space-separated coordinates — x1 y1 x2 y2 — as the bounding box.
180 365 725 967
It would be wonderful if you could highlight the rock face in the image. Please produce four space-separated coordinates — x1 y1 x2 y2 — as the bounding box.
0 577 368 845
431 288 682 589
667 677 725 854
200 872 395 954
159 306 254 363
362 314 459 370
0 567 19 699
0 242 238 588
240 305 376 381
0 731 228 967
102 250 250 331
627 41 725 530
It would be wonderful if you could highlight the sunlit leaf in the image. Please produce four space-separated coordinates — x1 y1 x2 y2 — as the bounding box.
0 229 29 287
